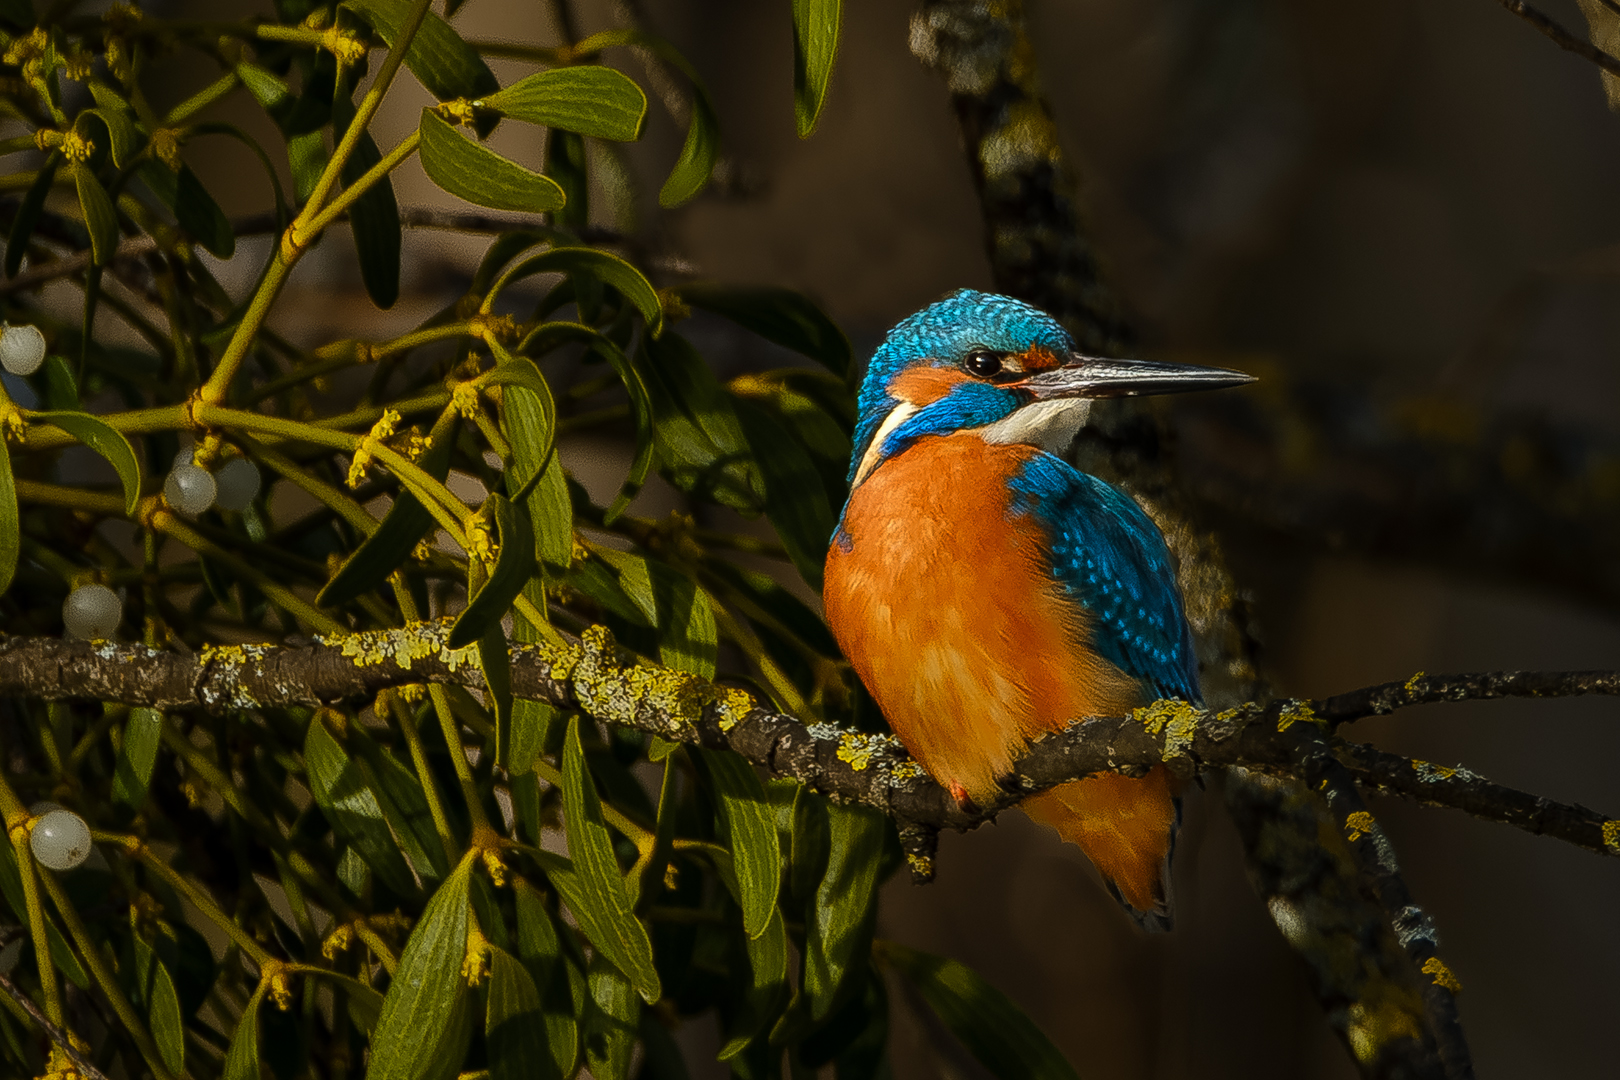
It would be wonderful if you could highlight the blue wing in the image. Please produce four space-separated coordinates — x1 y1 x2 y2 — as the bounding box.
1008 453 1201 704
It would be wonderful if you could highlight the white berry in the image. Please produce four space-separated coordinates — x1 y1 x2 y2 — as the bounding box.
0 324 46 376
213 458 261 511
63 584 121 639
164 463 217 515
30 809 90 870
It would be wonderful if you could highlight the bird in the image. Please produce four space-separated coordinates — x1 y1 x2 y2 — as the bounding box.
822 289 1253 929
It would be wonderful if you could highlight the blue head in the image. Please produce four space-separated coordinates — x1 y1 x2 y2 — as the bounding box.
847 289 1252 490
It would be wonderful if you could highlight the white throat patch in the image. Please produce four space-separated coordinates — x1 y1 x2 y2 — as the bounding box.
978 398 1092 452
851 402 918 489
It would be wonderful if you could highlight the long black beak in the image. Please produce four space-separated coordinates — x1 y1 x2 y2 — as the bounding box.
1020 354 1256 400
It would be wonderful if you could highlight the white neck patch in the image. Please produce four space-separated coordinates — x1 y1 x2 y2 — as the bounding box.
978 398 1092 452
851 402 918 489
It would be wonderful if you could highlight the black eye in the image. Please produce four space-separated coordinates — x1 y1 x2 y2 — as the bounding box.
964 350 1001 378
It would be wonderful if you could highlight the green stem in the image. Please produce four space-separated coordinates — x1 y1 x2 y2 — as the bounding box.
164 70 240 127
300 129 421 238
11 830 62 1027
197 0 433 406
37 870 176 1080
127 839 275 967
384 689 460 870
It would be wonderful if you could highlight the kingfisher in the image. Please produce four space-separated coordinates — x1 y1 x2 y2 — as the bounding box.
823 290 1253 929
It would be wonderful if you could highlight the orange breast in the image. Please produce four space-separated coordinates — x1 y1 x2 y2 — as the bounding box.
823 434 1141 804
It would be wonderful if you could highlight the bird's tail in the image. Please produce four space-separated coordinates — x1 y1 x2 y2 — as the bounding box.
1020 766 1182 932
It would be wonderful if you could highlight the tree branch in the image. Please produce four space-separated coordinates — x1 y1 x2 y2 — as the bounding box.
1495 0 1620 78
0 622 1613 865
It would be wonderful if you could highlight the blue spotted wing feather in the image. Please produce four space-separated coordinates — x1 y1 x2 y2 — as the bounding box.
1009 453 1201 704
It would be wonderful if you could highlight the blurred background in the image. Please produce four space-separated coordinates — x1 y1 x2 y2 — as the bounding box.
148 0 1620 1075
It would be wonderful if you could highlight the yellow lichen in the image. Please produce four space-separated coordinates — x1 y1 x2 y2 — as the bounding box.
836 732 883 771
1134 699 1200 761
1404 670 1427 694
890 761 927 783
1412 760 1457 782
1422 957 1462 993
1602 820 1620 853
347 408 400 488
1276 699 1322 733
711 687 754 732
905 851 934 878
1344 810 1376 842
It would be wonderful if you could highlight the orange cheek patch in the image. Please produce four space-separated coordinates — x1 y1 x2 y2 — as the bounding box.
888 365 969 405
1019 346 1064 372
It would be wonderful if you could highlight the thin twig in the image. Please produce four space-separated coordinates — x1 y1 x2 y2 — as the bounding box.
1496 0 1620 77
1317 669 1620 725
0 969 113 1080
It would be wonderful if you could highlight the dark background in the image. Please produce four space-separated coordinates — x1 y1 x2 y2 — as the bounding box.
158 0 1620 1075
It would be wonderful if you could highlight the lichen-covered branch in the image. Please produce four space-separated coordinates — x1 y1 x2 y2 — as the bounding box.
1286 723 1474 1079
1 623 1615 868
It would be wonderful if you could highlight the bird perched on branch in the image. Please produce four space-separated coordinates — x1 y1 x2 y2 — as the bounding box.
823 290 1252 929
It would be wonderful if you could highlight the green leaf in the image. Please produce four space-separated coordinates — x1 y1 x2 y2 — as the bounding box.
0 442 15 596
514 878 580 1078
337 86 400 308
80 101 136 168
498 248 663 337
584 954 641 1080
304 714 422 899
288 130 328 205
449 493 536 648
559 716 660 1002
113 707 163 809
487 947 551 1080
318 410 459 608
719 908 789 1060
546 128 588 231
349 728 449 883
679 283 852 379
236 61 293 113
222 981 267 1080
637 332 762 513
483 66 648 140
31 410 142 516
0 844 86 988
418 108 566 213
73 165 119 267
343 0 499 103
661 87 719 208
177 165 236 259
147 952 185 1077
882 941 1081 1080
792 0 842 137
733 397 835 590
500 368 570 574
804 802 884 1020
366 855 475 1080
6 153 60 278
315 971 387 1034
591 547 717 678
695 749 781 939
40 355 78 411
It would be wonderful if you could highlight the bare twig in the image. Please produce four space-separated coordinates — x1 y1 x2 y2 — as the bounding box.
1319 670 1620 725
1337 741 1618 856
0 969 112 1080
1496 0 1620 78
